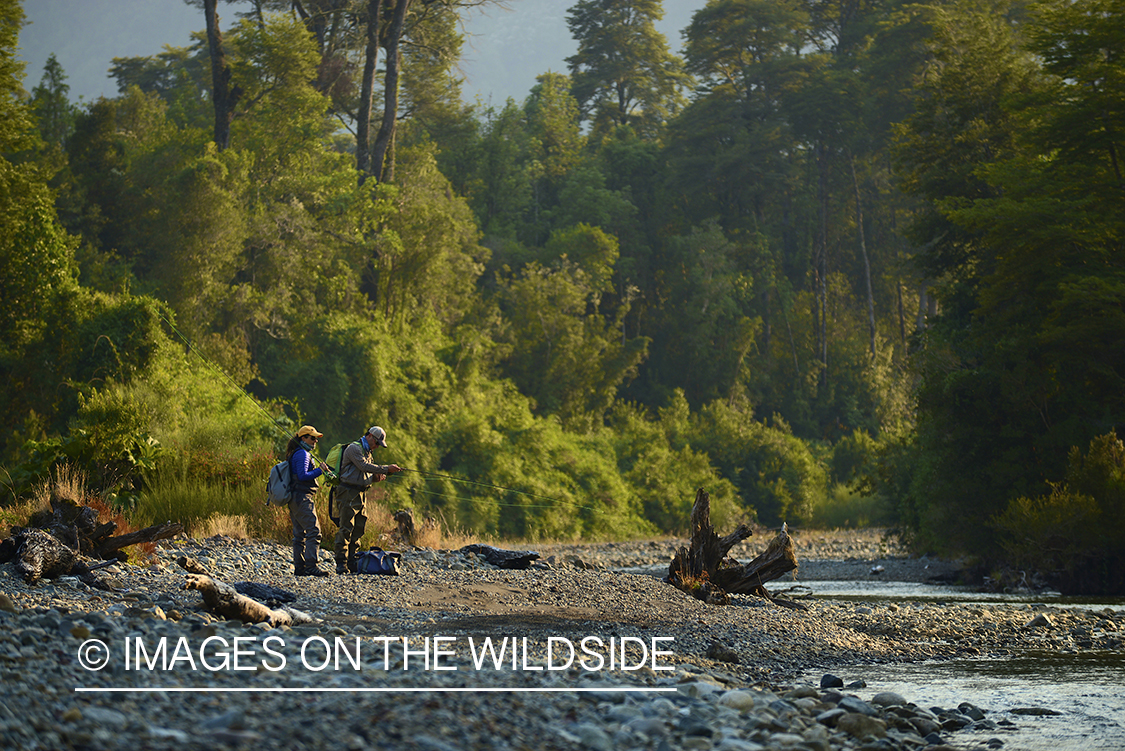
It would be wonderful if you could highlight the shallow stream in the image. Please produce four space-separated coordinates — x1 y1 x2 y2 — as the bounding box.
797 580 1125 751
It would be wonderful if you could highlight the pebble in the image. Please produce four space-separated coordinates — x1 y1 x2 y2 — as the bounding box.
0 531 1118 750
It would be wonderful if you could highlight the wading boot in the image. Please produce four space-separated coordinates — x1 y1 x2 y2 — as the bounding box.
298 564 331 577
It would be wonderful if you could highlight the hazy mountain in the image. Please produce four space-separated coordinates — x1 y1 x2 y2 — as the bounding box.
18 0 704 107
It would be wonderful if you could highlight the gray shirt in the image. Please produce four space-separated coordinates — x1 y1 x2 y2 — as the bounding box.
338 439 394 487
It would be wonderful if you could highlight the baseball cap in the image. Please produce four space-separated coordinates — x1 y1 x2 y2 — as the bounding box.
296 425 323 439
367 426 388 447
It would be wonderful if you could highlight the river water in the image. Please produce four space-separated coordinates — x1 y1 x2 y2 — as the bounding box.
796 580 1125 751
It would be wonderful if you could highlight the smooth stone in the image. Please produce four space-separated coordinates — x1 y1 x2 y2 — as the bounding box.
871 691 907 707
837 712 888 740
839 696 878 716
820 673 845 689
717 690 756 711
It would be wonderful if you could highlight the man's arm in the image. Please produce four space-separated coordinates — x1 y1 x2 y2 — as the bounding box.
343 442 400 478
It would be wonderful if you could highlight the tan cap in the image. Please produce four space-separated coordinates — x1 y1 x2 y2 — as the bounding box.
296 425 323 439
367 426 387 447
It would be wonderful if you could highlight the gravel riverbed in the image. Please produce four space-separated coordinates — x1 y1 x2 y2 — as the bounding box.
0 529 1120 751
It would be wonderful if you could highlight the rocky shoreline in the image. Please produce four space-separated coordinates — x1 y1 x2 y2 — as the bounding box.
0 530 1120 750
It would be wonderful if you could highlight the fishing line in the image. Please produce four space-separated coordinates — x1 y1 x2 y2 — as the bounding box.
158 312 604 515
406 486 604 514
391 471 605 514
156 311 291 442
398 467 584 507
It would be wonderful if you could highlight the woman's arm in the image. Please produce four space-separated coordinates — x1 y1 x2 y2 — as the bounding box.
290 449 323 482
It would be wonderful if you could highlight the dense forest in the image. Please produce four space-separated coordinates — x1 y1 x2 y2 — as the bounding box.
1 0 1122 592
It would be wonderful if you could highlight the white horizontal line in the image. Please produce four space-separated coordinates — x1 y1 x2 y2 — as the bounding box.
74 686 677 693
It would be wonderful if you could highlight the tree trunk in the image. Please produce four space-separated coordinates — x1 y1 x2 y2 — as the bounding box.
816 141 830 388
780 287 800 377
850 154 876 357
203 0 241 151
667 489 799 607
355 0 383 184
371 0 411 182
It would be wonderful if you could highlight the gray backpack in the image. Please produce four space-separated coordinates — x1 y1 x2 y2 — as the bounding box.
266 460 292 505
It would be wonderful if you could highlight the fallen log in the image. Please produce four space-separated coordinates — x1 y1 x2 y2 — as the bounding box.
12 529 77 584
667 488 800 607
178 557 314 627
460 543 540 570
183 573 300 627
94 521 182 561
175 556 298 608
0 528 118 589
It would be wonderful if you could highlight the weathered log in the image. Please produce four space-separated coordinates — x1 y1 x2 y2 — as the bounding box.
184 573 296 626
667 488 799 607
716 525 799 595
13 529 77 584
460 544 540 570
178 557 313 627
95 521 183 560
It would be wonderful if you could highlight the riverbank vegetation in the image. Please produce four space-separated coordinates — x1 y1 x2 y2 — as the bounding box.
1 0 1122 592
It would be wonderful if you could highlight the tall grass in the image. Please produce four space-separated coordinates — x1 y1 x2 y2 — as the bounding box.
807 482 894 529
135 453 465 551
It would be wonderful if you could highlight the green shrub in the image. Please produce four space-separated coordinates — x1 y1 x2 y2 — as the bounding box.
809 483 894 529
608 400 742 534
677 394 828 527
994 432 1125 594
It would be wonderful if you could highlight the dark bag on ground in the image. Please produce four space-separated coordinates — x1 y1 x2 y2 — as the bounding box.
356 547 401 576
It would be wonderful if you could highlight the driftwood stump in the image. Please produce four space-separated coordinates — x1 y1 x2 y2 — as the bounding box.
11 491 182 563
668 488 799 607
0 491 183 586
393 509 417 546
393 508 440 548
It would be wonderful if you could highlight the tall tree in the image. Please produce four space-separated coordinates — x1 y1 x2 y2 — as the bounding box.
29 54 77 155
355 0 384 183
496 225 649 429
0 0 76 352
202 0 242 150
370 0 412 181
894 0 1064 553
565 0 689 138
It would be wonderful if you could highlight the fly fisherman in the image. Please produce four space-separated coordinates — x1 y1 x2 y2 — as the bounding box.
335 426 403 574
287 425 331 577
